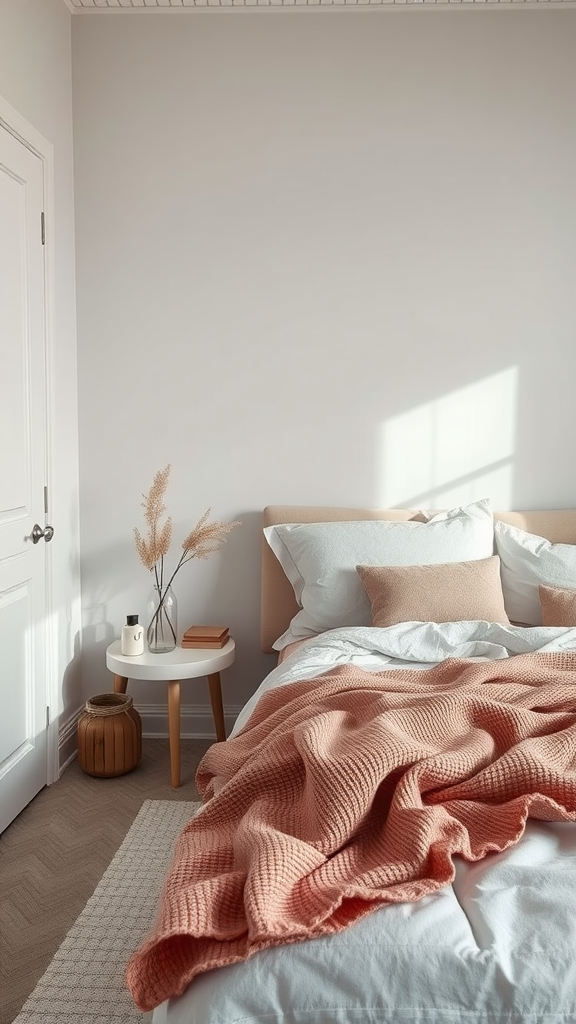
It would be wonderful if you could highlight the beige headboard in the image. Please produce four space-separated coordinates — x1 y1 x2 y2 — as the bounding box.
260 505 576 653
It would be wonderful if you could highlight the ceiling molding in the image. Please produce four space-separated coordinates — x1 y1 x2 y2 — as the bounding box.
65 0 576 9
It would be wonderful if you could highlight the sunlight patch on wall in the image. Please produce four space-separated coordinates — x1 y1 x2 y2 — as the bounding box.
377 367 518 510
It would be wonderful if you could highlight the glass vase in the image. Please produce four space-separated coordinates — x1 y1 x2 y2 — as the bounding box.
146 584 178 654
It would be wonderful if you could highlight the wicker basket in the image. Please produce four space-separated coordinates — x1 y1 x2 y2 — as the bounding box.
77 693 142 778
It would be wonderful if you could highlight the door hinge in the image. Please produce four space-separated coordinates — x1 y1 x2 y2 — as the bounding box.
46 706 50 728
41 211 45 245
44 485 49 515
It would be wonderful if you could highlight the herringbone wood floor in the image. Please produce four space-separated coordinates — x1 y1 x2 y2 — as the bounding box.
0 738 211 1024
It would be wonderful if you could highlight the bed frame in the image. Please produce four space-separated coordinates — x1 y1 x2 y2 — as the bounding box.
261 505 576 653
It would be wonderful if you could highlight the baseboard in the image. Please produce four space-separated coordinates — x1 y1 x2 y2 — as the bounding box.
137 703 243 739
58 706 83 773
56 702 241 775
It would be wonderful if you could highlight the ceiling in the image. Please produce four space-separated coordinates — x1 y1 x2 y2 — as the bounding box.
64 0 576 9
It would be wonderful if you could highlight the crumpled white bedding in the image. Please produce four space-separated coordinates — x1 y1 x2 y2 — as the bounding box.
233 620 576 734
153 622 576 1024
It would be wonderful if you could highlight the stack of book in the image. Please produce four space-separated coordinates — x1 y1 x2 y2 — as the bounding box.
181 625 229 649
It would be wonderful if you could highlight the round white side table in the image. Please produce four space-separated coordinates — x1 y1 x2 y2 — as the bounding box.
105 638 235 788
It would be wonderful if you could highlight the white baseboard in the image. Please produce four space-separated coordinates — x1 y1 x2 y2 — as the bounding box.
58 706 83 774
56 701 239 776
137 703 243 739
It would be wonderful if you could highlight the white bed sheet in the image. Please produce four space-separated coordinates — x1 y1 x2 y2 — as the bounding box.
153 622 576 1024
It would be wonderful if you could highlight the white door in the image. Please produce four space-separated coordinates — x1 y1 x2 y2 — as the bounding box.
0 123 50 834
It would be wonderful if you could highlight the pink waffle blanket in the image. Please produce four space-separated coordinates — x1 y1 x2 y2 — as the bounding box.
127 653 576 1011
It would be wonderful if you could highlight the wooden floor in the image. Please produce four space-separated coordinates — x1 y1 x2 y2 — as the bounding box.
0 737 211 1024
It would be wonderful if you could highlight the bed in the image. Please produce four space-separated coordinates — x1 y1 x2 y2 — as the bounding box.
130 500 576 1024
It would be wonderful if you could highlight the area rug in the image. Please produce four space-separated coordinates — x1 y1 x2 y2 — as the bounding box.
13 800 200 1024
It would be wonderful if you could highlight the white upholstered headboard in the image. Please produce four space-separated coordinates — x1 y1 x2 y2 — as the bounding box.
260 505 576 653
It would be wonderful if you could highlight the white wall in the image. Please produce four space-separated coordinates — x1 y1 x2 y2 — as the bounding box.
0 0 82 767
72 9 576 725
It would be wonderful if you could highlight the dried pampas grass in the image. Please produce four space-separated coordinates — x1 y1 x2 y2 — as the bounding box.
134 465 241 595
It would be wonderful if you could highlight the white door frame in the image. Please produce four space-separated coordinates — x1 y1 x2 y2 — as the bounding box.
0 94 59 786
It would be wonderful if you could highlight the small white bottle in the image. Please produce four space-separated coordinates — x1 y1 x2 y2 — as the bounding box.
121 614 144 656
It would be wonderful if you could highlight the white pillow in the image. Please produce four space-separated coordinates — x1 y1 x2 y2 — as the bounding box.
495 520 576 625
265 499 494 649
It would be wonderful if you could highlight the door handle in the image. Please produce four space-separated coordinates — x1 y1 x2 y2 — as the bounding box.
31 523 55 544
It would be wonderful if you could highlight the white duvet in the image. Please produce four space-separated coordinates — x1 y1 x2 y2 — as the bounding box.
153 622 576 1024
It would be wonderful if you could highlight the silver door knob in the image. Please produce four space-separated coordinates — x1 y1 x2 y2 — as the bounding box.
31 523 54 544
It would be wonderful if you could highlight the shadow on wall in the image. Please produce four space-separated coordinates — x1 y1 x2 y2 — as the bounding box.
78 536 141 700
77 513 272 714
200 509 275 707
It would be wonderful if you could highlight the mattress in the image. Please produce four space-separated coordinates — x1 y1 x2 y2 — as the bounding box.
150 623 576 1024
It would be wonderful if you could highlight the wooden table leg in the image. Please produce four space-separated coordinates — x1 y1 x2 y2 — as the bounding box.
207 672 226 742
113 674 128 694
168 679 181 788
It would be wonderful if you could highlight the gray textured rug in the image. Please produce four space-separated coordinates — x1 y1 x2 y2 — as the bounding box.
13 799 200 1024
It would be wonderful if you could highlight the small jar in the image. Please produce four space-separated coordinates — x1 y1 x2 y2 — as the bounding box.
121 614 144 656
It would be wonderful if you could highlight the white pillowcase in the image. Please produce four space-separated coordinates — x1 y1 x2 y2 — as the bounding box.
495 520 576 625
265 499 494 649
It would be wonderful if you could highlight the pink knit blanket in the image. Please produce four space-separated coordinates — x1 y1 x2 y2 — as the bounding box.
127 653 576 1011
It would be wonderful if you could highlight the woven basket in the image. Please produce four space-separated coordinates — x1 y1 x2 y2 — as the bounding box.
77 693 142 778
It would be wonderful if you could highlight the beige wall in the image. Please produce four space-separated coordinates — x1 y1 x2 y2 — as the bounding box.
0 0 82 765
72 10 576 723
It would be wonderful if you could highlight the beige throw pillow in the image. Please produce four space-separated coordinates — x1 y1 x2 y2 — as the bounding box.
357 556 510 628
539 584 576 627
